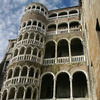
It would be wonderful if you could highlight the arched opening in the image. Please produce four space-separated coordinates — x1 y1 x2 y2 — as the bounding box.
18 35 22 41
35 69 39 79
19 47 25 55
49 13 57 18
25 87 32 99
26 47 31 54
58 12 67 16
33 89 37 99
42 25 45 30
14 49 18 57
33 21 37 25
36 34 39 41
22 22 26 28
45 41 55 58
38 22 41 27
21 67 27 76
41 8 44 12
33 48 37 56
8 69 13 79
28 6 31 10
17 87 24 98
40 74 53 99
29 67 34 77
32 5 35 9
29 32 34 39
2 90 7 100
70 21 80 29
14 67 20 77
73 72 88 98
8 87 15 99
56 72 70 98
69 10 78 14
71 38 84 56
23 33 28 39
58 23 68 30
11 42 14 48
27 20 31 26
37 6 40 10
48 24 56 31
57 39 69 57
41 37 43 43
38 51 41 58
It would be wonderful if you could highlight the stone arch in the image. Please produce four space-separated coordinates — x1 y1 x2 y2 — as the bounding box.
29 32 34 39
40 73 54 99
8 87 16 99
44 41 55 58
7 68 13 79
58 22 68 30
19 46 26 55
2 89 7 100
70 38 84 56
49 13 57 18
56 71 70 98
38 21 42 27
72 71 88 98
14 49 18 57
69 9 78 14
17 86 25 99
32 4 36 9
22 22 26 28
58 11 68 16
26 46 32 54
13 66 21 77
32 20 37 26
29 66 35 77
25 86 32 99
35 68 40 79
21 66 28 76
33 47 38 56
23 32 28 40
47 23 56 31
57 39 69 57
36 34 40 41
27 20 32 26
18 34 22 41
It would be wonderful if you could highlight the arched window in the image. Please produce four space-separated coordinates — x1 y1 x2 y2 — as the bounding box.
41 8 44 12
41 37 43 43
73 72 88 98
29 32 34 39
18 35 22 41
57 39 69 57
58 23 68 30
27 20 31 26
23 33 28 39
29 67 34 77
48 24 56 31
25 87 32 99
28 6 31 10
19 47 25 55
21 66 27 76
33 89 37 99
36 34 39 41
40 74 53 99
42 25 45 30
8 87 15 99
14 67 20 77
35 69 39 79
56 72 70 98
8 69 13 79
14 49 18 57
70 21 80 29
38 51 41 58
37 6 40 9
2 90 7 100
33 21 37 25
26 47 31 54
69 10 78 14
22 22 26 28
33 48 37 56
45 41 55 58
32 5 35 9
38 22 41 27
71 38 84 56
17 87 24 98
58 12 67 16
49 13 57 18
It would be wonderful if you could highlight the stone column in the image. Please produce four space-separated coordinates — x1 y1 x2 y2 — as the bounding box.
23 89 26 100
68 42 71 63
55 43 57 64
53 77 56 100
26 68 30 82
18 69 22 82
68 23 70 33
56 25 58 34
70 77 73 100
14 89 17 100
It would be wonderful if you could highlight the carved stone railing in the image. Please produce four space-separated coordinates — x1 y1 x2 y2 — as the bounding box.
19 25 45 35
57 29 68 34
9 55 41 65
3 77 38 88
57 57 70 64
15 39 44 48
70 27 80 32
43 55 85 65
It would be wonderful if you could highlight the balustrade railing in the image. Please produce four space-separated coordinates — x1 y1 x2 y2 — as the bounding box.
47 31 56 35
43 55 85 65
9 55 41 65
57 29 68 34
19 25 45 35
3 77 38 88
70 27 80 32
15 39 44 48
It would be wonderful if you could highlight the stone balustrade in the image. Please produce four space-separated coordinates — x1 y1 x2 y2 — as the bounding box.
3 77 38 88
43 55 85 65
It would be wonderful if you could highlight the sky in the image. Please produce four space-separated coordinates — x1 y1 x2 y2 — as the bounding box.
0 0 78 62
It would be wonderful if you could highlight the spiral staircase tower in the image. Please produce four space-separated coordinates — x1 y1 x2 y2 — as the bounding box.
1 2 48 100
